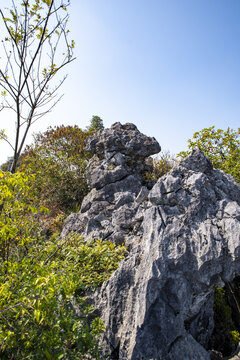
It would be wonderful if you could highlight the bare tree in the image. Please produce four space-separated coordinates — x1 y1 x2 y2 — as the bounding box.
0 0 76 172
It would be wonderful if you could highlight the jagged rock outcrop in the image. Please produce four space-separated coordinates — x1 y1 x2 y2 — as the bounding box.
61 122 160 244
90 148 240 360
61 123 240 359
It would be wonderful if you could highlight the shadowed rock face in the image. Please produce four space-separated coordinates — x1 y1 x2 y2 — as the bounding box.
61 122 160 244
61 123 240 360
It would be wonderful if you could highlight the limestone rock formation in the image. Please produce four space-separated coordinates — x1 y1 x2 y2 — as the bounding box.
61 123 240 359
90 149 240 360
61 122 160 244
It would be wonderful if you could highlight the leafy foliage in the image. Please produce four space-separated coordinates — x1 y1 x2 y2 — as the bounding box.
60 235 127 292
0 170 126 359
20 125 91 213
87 116 104 134
0 170 46 263
210 280 240 356
0 255 105 360
229 330 240 345
178 126 240 183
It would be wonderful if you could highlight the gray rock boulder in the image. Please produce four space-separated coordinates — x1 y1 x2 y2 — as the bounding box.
61 122 160 243
90 149 240 360
85 122 160 158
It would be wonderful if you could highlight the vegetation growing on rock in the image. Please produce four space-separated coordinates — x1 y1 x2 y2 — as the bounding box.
148 150 177 182
209 280 240 357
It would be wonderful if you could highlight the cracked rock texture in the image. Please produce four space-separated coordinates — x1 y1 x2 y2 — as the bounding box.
61 122 160 244
61 123 240 359
91 149 240 360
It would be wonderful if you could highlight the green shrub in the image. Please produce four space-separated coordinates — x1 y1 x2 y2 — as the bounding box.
0 256 105 360
20 125 91 213
0 170 126 359
60 235 127 292
0 170 47 263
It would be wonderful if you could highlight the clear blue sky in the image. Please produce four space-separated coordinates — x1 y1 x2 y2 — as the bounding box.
1 0 240 164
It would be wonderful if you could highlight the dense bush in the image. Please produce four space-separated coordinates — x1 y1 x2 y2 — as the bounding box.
0 170 46 263
0 170 126 359
20 125 91 214
0 254 105 360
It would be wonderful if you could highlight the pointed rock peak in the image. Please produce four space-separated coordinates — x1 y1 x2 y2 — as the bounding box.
180 148 213 174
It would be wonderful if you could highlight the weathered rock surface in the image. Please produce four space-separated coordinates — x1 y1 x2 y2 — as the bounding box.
61 122 160 244
61 123 240 359
90 149 240 360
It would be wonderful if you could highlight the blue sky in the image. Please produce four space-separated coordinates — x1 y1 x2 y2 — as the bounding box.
1 0 240 164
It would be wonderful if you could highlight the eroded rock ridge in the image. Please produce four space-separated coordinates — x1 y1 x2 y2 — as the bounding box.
61 123 240 360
